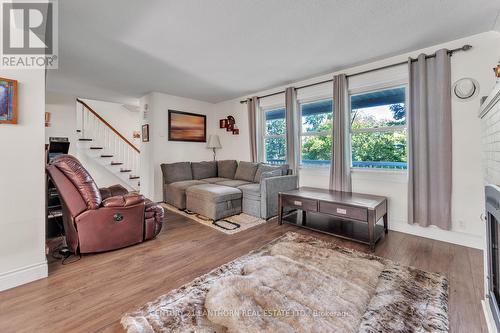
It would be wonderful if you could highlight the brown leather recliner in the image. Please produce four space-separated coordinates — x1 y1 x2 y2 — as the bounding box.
46 154 164 253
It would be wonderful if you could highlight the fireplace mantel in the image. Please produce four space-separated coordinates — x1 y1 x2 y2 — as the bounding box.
479 81 500 119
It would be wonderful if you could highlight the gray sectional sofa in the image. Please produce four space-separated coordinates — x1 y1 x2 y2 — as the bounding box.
161 160 298 220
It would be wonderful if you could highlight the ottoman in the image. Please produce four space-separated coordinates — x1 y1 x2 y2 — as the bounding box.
186 184 242 220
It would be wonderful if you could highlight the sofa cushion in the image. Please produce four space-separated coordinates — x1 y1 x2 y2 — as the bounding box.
165 180 205 209
238 183 261 199
217 160 238 179
201 177 230 184
216 180 252 187
191 161 217 180
161 162 193 184
186 184 242 203
254 164 282 182
234 161 259 182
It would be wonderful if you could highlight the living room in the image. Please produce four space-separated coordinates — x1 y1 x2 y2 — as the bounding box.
1 1 500 332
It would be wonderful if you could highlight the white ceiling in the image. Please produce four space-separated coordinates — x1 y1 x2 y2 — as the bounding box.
47 0 500 103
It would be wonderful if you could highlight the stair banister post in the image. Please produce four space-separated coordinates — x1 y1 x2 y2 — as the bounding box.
81 102 85 138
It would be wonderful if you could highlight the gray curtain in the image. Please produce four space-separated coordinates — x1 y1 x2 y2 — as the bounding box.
285 87 299 175
247 96 258 162
330 74 352 191
408 49 452 230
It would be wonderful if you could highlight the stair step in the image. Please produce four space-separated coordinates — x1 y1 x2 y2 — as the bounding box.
129 176 140 180
110 162 123 166
78 138 92 141
120 169 132 173
90 147 103 150
100 155 113 158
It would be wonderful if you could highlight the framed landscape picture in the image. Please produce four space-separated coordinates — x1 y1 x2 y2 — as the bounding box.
168 110 206 142
0 77 18 124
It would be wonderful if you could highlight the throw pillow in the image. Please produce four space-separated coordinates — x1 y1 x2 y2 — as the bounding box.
217 160 238 179
161 162 192 184
254 164 282 182
191 161 217 180
234 161 259 182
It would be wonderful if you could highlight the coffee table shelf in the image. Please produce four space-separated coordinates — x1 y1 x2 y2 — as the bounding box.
278 187 388 251
281 211 386 245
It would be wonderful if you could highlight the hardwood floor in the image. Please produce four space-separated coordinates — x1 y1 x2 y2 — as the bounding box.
0 210 488 333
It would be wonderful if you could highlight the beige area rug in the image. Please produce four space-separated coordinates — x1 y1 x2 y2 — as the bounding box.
121 232 449 333
162 203 268 235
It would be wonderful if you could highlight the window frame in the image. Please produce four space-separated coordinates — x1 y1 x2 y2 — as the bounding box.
298 96 334 169
261 104 286 164
349 82 409 171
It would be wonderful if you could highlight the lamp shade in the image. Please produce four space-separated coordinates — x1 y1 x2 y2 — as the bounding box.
206 135 222 149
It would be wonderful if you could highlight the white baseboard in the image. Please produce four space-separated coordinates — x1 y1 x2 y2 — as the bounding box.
389 220 484 249
482 299 498 333
0 261 48 292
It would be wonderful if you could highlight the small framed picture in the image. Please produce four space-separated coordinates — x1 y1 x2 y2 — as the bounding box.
45 112 51 127
219 119 228 128
142 124 150 142
0 77 18 124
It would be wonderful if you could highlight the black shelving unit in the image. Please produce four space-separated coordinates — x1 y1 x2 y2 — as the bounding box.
45 137 70 239
46 177 64 238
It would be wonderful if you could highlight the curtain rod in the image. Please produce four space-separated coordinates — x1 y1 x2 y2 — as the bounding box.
239 44 472 104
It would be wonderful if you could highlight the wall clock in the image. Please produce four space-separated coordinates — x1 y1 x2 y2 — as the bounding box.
452 78 479 101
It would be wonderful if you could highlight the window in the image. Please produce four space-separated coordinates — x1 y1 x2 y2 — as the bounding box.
263 107 286 164
299 98 333 167
350 86 407 169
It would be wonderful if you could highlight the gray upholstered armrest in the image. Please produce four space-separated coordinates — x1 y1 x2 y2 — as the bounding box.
260 175 298 219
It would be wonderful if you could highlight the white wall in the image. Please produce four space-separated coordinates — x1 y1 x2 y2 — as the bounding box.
80 98 141 149
140 92 215 201
213 31 500 249
213 99 252 162
45 91 78 150
0 69 47 291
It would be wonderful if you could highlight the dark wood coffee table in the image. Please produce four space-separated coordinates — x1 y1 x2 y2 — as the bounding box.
278 187 388 251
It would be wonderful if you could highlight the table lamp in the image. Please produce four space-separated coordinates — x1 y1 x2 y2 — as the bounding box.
207 135 222 160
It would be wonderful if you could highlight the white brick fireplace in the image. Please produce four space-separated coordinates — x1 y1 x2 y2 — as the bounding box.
480 80 500 333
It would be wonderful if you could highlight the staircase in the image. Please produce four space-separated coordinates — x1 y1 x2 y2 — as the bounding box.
76 99 140 190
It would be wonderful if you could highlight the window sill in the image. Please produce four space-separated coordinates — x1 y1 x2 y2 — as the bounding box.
299 165 331 169
351 167 407 175
299 166 407 174
298 166 408 183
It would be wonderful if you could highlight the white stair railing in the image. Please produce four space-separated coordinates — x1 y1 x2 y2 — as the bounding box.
77 99 140 184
